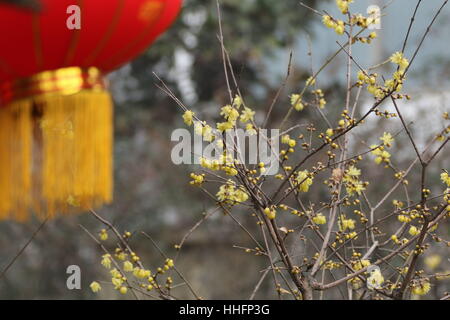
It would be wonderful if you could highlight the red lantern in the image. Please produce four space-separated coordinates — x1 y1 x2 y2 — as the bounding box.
0 0 182 220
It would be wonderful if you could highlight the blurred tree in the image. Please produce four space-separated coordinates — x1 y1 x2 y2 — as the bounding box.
112 0 322 124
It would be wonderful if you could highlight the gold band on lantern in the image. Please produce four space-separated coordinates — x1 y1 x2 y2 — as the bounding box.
0 67 108 106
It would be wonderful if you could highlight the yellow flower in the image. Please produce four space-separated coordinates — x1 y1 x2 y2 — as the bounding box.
371 145 391 165
336 0 353 14
288 139 296 148
101 254 112 269
194 121 203 136
134 268 151 279
232 94 243 109
281 134 291 145
166 258 175 268
295 170 313 192
99 229 108 241
119 286 128 295
441 172 450 186
305 76 316 86
390 52 409 71
116 252 127 261
217 121 234 132
334 20 345 35
339 215 356 231
197 124 214 142
90 281 101 293
322 15 335 29
326 128 334 137
189 173 205 186
380 132 394 147
346 165 361 177
245 123 257 135
319 98 327 109
112 277 123 288
412 280 431 296
264 207 276 220
240 107 255 123
220 105 239 123
290 94 304 111
182 110 194 126
123 261 134 272
216 181 249 205
353 259 371 271
409 226 420 236
110 268 121 279
313 213 327 225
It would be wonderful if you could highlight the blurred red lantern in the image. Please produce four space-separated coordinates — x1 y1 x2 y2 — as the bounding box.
0 0 182 220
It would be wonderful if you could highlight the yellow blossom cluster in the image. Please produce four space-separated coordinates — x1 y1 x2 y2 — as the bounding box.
390 51 409 71
352 259 371 271
182 110 194 126
409 225 420 236
351 13 377 29
441 172 450 186
216 95 255 132
305 76 316 87
356 31 377 44
281 134 296 148
189 173 205 186
101 253 112 269
323 260 343 270
91 237 179 295
264 207 277 220
184 95 256 139
411 280 431 296
336 0 353 14
322 15 345 35
313 213 327 225
294 170 314 192
356 70 386 99
199 153 238 176
245 123 257 135
371 133 394 165
240 106 255 123
312 89 326 109
108 265 129 294
194 121 214 142
345 231 357 240
220 104 239 124
216 180 249 205
290 94 304 111
356 52 409 99
444 189 450 214
338 215 356 232
397 209 421 223
99 229 108 241
343 165 366 196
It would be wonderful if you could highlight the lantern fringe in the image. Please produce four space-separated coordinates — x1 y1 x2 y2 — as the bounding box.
0 90 113 221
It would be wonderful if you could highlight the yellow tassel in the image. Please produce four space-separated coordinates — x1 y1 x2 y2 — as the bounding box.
0 100 33 221
0 90 113 221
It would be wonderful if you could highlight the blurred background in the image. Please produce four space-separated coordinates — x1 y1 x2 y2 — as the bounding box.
0 0 449 299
